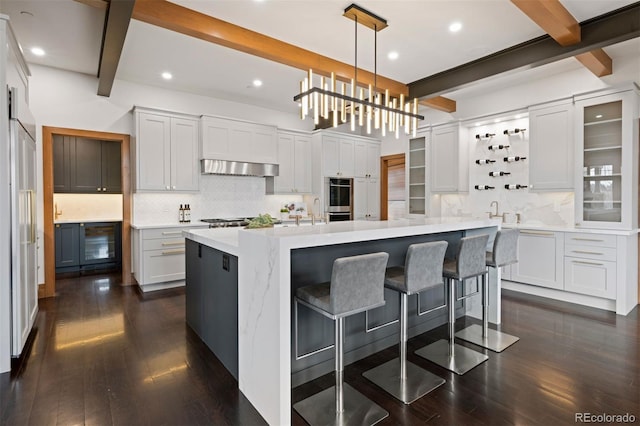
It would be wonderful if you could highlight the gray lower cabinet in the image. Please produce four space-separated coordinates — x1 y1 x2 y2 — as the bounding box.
185 239 238 379
53 135 121 193
55 223 80 269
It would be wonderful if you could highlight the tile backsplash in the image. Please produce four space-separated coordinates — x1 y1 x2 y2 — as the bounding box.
132 175 304 224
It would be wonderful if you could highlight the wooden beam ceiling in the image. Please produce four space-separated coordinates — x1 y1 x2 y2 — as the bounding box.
420 97 456 113
511 0 612 77
575 49 613 77
74 0 108 10
97 0 135 96
408 3 639 99
510 0 580 46
131 0 456 113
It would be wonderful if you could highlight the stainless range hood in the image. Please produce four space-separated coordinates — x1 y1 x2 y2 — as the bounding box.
201 159 279 177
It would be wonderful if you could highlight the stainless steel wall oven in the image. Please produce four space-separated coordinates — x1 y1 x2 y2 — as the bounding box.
326 178 353 221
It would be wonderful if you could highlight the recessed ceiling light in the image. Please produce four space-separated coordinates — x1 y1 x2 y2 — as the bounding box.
161 72 172 80
595 114 603 118
30 47 45 56
449 22 462 33
494 119 501 123
515 114 522 119
387 51 399 61
252 79 263 87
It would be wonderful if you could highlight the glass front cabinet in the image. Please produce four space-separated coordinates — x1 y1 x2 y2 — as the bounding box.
574 88 639 229
407 132 427 215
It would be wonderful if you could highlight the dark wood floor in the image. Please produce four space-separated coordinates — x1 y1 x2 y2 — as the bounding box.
1 273 638 426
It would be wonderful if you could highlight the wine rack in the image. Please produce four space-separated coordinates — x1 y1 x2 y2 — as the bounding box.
475 133 495 140
503 156 526 162
503 128 526 135
475 159 496 165
488 144 510 151
489 171 510 177
474 185 495 190
504 184 529 190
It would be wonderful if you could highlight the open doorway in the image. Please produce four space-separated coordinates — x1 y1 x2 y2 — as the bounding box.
41 127 132 298
380 154 406 220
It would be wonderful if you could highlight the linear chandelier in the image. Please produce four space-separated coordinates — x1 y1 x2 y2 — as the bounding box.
293 3 424 138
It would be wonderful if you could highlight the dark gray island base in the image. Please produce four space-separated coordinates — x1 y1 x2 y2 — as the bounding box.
185 239 238 379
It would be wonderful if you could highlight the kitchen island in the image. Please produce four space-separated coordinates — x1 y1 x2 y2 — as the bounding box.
184 217 501 425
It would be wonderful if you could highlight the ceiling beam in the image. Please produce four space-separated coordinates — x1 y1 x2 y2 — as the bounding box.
74 0 108 10
575 49 613 77
408 2 640 99
97 0 135 96
420 97 456 113
510 0 580 46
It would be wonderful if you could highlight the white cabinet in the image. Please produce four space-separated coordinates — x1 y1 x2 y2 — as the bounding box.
528 101 574 191
269 131 312 194
322 135 355 177
354 141 380 178
132 225 208 292
430 124 468 193
200 115 277 164
354 177 379 220
134 108 199 192
563 232 617 299
574 89 639 230
510 229 564 290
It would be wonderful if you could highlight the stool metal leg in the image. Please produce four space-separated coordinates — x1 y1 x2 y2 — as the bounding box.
456 269 520 352
415 277 489 375
293 316 389 425
363 293 445 404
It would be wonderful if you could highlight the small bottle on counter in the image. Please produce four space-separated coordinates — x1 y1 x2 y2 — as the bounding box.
179 204 185 223
185 204 191 223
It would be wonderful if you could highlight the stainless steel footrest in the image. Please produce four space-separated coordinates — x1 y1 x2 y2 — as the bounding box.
455 324 519 352
415 339 488 375
293 383 388 426
362 358 445 404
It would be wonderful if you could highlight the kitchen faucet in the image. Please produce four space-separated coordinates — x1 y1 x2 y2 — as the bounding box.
54 203 63 220
489 201 500 218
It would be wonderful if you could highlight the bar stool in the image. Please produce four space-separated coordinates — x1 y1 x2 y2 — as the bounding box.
415 234 490 375
293 252 390 426
456 229 520 352
363 241 447 404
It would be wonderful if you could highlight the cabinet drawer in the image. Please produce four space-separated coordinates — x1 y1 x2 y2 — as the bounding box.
143 238 185 251
143 228 186 240
564 244 617 262
564 257 616 299
142 249 186 284
564 232 616 248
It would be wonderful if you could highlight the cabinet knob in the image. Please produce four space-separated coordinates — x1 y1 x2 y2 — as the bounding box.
102 187 106 191
97 188 101 191
172 186 176 189
166 186 170 190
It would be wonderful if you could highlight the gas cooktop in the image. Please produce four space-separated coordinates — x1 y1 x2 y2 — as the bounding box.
200 218 254 228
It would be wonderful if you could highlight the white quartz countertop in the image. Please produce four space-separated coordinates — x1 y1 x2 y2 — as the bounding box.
130 222 210 230
182 228 240 256
184 217 501 254
502 223 638 236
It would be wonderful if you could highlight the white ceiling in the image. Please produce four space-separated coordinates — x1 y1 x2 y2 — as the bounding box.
0 0 638 115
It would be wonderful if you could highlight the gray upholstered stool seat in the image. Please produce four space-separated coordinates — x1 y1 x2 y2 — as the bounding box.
415 234 490 375
363 241 447 404
456 229 520 352
293 252 390 426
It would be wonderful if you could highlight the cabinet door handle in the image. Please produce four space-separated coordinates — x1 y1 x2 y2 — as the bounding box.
161 249 185 255
572 260 604 266
571 250 603 255
162 231 183 235
520 230 554 236
571 237 604 242
162 241 184 246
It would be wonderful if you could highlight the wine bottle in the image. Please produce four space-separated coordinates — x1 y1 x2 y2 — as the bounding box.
474 185 495 190
185 204 191 223
475 133 496 139
504 184 529 190
503 128 527 135
475 159 496 165
179 204 185 223
503 156 527 162
488 144 510 150
489 171 511 177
